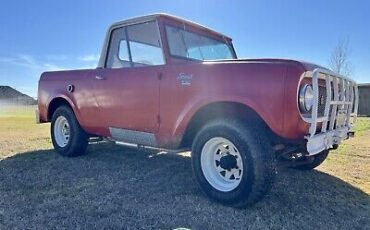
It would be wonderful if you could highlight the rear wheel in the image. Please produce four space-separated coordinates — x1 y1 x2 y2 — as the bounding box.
51 106 88 157
191 119 276 207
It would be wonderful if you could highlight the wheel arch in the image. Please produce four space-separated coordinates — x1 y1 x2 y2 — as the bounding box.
179 101 274 148
47 96 81 123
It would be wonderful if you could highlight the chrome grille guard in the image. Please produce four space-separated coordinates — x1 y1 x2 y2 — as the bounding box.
305 68 358 155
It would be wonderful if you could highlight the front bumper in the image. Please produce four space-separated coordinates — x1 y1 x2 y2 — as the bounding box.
306 127 351 155
304 68 358 155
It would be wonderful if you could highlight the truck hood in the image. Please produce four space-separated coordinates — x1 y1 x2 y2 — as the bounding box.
204 58 329 72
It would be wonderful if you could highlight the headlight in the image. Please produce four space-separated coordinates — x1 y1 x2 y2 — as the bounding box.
299 84 314 112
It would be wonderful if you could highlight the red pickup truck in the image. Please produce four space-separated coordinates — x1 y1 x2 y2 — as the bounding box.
37 14 358 207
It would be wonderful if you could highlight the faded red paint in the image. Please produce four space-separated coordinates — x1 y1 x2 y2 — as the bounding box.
38 14 323 149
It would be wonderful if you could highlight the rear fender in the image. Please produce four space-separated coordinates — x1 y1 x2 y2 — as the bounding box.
47 95 84 127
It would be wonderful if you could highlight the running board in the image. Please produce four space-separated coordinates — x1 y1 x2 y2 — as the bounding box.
109 127 157 147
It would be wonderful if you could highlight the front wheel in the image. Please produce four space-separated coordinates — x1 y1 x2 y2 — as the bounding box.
51 106 88 157
191 119 276 207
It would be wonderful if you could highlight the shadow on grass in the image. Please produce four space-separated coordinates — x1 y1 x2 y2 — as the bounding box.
1 142 369 229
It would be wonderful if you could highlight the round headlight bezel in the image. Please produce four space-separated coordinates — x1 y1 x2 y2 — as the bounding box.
299 84 314 113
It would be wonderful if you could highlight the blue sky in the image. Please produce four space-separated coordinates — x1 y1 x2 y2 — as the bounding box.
1 0 369 97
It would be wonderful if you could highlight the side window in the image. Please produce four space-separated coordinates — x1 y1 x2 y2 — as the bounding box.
105 21 164 68
182 31 203 60
165 26 188 57
106 28 130 68
126 21 164 66
118 40 129 61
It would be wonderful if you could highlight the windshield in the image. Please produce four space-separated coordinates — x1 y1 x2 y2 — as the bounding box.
165 25 236 61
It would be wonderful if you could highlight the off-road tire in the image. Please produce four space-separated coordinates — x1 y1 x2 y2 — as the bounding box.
51 106 88 157
191 119 276 207
290 150 329 170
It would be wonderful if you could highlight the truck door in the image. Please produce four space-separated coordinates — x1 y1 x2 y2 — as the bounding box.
92 20 164 135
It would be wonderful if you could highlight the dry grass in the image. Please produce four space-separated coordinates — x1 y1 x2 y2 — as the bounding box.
0 106 50 159
0 106 369 229
319 119 370 192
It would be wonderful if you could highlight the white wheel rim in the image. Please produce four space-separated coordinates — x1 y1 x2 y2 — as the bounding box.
54 116 70 148
201 137 243 192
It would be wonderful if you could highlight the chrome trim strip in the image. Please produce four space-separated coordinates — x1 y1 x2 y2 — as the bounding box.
298 84 311 112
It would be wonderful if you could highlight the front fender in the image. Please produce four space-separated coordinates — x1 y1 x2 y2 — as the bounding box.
172 95 285 141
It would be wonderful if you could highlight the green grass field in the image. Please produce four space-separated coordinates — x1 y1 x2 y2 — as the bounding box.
1 106 369 229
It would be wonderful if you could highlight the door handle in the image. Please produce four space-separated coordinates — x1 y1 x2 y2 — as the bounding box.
95 75 106 80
